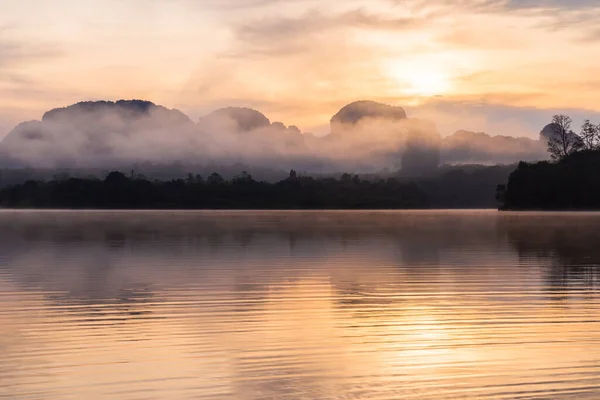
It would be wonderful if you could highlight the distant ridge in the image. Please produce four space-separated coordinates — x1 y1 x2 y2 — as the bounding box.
0 99 549 169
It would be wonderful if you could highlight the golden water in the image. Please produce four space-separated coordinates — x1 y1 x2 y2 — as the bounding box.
1 210 599 399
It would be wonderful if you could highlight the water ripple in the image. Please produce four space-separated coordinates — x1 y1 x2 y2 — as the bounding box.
1 210 600 399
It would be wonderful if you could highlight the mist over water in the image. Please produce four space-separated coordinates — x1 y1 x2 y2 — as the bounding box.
1 210 600 399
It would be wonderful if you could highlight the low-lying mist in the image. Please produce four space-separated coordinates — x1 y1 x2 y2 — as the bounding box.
0 99 549 175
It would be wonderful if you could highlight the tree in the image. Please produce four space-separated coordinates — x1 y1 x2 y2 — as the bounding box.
52 172 71 182
580 119 599 150
186 173 195 185
232 170 253 184
547 114 584 161
207 172 225 186
104 171 128 184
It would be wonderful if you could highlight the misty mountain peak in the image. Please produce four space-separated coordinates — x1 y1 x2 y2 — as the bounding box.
201 107 271 132
331 101 407 126
451 130 490 140
41 100 192 126
0 99 550 169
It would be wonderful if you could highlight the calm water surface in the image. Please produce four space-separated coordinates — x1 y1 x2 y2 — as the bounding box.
1 210 599 399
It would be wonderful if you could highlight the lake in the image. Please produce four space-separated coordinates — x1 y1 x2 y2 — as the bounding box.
1 210 599 399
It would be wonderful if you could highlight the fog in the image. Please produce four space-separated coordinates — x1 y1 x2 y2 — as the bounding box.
441 130 547 165
0 99 549 175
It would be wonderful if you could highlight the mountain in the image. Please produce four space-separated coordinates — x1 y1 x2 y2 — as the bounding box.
328 100 440 175
41 99 192 126
199 107 271 132
441 130 547 165
0 99 550 171
330 100 407 129
0 100 195 167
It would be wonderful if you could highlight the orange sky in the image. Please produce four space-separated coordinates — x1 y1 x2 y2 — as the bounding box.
2 0 600 137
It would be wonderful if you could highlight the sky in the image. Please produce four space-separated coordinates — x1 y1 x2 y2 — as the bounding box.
2 0 600 137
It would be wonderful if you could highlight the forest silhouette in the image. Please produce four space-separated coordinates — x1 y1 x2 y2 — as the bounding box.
499 114 600 210
0 170 429 209
0 163 517 209
3 103 600 210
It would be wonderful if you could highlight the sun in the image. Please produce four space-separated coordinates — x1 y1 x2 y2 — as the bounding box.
386 62 453 97
405 69 452 96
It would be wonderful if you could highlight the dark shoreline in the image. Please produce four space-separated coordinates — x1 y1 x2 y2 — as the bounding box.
0 171 428 210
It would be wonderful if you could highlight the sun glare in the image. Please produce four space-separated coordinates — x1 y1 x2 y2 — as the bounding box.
406 70 452 96
387 62 453 97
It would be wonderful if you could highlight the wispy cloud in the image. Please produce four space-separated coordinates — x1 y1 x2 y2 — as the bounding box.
3 0 600 139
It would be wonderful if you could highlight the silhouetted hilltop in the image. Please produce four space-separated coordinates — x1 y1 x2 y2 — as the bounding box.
42 100 192 126
0 100 197 167
197 106 311 164
200 107 271 131
328 100 440 175
330 100 407 127
0 98 551 172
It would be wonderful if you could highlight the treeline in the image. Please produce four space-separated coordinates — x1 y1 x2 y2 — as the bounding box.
0 163 291 188
420 164 514 208
498 114 600 210
0 171 428 209
498 150 600 210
